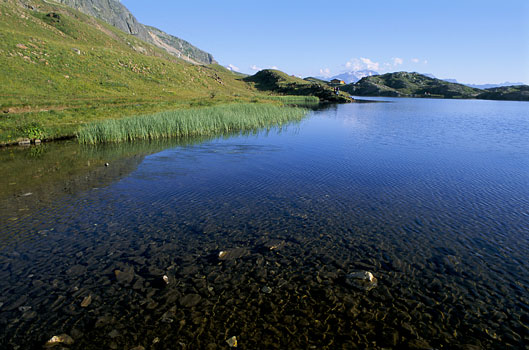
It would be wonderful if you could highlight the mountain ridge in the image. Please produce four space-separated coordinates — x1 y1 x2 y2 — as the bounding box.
422 74 525 90
341 72 528 101
329 70 379 84
49 0 216 65
342 72 482 98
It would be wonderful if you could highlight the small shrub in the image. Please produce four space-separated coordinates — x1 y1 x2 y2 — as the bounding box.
19 122 44 140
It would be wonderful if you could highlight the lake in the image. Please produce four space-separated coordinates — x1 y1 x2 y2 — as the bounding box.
0 98 528 349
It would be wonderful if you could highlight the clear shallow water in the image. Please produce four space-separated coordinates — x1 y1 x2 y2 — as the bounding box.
0 98 528 349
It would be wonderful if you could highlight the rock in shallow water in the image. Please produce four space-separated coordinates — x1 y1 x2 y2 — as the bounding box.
226 335 237 347
114 268 134 285
218 248 249 261
261 286 273 294
346 271 378 291
44 334 74 348
80 295 92 307
179 294 201 307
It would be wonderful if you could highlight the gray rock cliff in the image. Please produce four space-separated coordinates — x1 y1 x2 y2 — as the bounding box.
54 0 216 64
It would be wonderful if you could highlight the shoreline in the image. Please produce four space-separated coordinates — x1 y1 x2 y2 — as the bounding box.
0 97 318 147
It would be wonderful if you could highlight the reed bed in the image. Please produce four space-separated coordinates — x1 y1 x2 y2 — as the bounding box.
264 95 320 104
77 103 307 144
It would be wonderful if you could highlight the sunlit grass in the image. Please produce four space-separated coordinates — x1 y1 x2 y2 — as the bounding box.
77 103 307 144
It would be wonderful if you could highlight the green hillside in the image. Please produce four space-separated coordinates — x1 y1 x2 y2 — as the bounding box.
0 0 278 145
342 72 482 99
244 69 352 103
477 85 529 101
303 76 331 85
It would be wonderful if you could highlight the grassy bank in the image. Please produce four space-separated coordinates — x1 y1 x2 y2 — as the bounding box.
77 104 307 144
0 1 322 145
0 0 263 144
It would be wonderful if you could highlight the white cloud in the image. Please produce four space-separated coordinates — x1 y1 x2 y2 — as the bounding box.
319 68 331 77
343 56 420 73
249 64 278 71
360 57 380 70
344 58 380 71
392 57 403 66
226 64 240 72
423 60 428 64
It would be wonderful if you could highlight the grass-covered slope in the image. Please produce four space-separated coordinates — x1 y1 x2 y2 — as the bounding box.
342 72 483 99
0 0 266 144
477 85 529 101
303 77 331 85
244 69 353 103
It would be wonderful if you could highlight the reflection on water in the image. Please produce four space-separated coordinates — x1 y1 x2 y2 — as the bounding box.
0 99 528 349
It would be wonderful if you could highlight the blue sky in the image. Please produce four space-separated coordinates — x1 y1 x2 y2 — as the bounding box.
122 0 528 84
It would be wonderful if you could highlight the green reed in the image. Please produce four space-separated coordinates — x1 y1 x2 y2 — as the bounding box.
77 103 307 144
263 95 320 104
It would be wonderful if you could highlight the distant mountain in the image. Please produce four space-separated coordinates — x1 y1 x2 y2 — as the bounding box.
422 73 437 79
477 85 529 101
466 82 526 89
426 74 525 90
330 70 379 84
52 0 216 64
316 70 378 84
342 72 482 99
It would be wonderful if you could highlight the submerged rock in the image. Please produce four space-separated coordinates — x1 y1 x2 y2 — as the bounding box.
114 268 134 285
217 248 249 261
226 336 237 348
265 240 285 251
108 329 120 339
80 295 92 307
18 306 31 312
346 271 378 291
44 334 74 348
261 286 273 294
179 294 201 308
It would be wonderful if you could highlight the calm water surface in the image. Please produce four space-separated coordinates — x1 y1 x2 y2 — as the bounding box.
0 98 528 349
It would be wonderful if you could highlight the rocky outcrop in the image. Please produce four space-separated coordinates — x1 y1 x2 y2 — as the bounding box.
54 0 216 64
55 0 150 40
145 25 215 65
